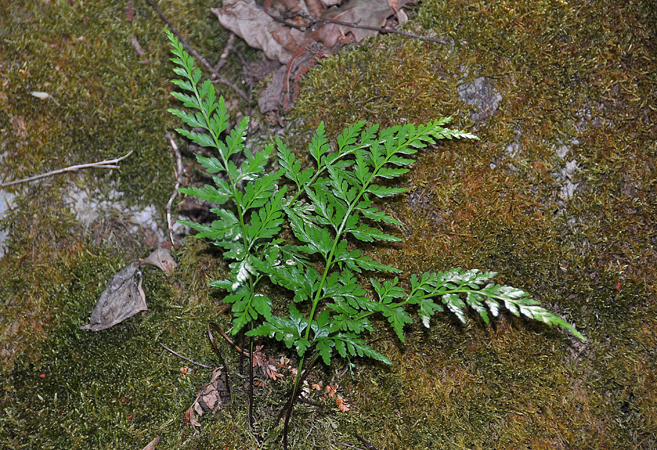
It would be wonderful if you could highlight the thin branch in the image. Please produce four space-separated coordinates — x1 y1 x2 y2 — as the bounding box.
354 434 379 450
270 11 448 45
317 17 448 45
213 322 252 357
215 33 236 72
208 323 232 402
335 441 367 450
143 0 250 101
0 151 133 188
159 342 214 369
165 133 183 247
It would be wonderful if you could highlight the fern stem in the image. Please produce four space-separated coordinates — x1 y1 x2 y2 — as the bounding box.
282 352 321 449
248 327 254 430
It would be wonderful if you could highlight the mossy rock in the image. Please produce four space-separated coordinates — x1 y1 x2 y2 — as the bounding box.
2 0 657 449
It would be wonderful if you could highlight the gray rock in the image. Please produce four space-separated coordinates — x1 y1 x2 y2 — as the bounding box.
457 76 503 123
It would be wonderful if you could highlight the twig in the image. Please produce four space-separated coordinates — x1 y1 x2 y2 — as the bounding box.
143 0 250 101
317 17 448 45
215 33 236 72
213 322 252 358
0 151 133 188
159 342 214 369
334 364 350 384
335 441 367 450
354 434 379 450
165 133 183 247
270 11 448 45
208 323 232 402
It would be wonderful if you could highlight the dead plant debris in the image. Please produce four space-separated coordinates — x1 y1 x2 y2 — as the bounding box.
212 0 421 112
80 262 147 332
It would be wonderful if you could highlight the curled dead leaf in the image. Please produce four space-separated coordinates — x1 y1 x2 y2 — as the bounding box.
211 2 300 65
80 262 147 331
140 247 178 275
336 393 350 412
213 0 416 113
252 345 286 380
185 368 229 430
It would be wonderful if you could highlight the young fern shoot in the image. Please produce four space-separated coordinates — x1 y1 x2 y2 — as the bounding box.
166 30 585 447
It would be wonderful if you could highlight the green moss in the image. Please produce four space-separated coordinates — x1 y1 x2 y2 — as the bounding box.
1 240 244 449
0 0 258 362
291 0 657 448
2 0 657 448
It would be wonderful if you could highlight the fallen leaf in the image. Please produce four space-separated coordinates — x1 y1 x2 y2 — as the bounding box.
185 368 229 430
211 2 301 65
142 436 161 450
80 262 147 331
324 384 338 399
386 0 414 23
311 0 393 48
213 0 416 113
336 393 350 412
140 247 178 275
251 345 285 380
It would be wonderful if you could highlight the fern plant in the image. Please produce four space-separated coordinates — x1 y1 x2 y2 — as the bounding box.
166 30 585 446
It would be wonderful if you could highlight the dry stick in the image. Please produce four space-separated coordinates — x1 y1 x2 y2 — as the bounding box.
215 33 236 72
0 151 134 188
213 322 252 358
335 441 368 450
159 342 214 369
165 133 183 247
208 323 233 402
353 435 379 450
318 17 448 45
239 332 245 374
271 11 448 45
143 0 250 101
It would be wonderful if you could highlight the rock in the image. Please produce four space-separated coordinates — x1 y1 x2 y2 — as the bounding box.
457 76 503 123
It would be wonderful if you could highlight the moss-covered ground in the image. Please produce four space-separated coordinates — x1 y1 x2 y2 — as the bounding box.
1 0 656 449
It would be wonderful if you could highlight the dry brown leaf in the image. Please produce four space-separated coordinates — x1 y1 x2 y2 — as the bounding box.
311 0 393 47
320 384 350 411
214 0 417 113
80 262 147 331
185 368 229 430
336 393 350 412
258 51 319 113
324 384 338 399
252 345 285 380
140 247 178 275
305 0 326 18
211 2 301 65
386 0 415 24
215 0 399 60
